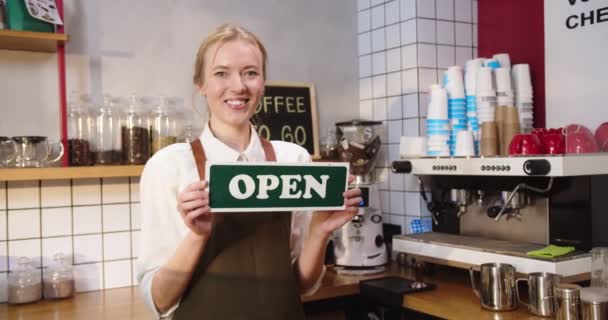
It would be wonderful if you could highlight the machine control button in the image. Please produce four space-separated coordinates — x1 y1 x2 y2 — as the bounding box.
432 165 437 170
375 235 384 247
371 215 382 224
392 161 412 173
481 165 487 171
523 159 551 176
490 165 496 171
506 165 511 171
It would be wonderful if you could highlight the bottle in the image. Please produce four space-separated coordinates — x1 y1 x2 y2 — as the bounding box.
121 94 150 164
93 94 119 165
8 257 42 304
150 96 178 155
67 93 94 166
43 253 75 299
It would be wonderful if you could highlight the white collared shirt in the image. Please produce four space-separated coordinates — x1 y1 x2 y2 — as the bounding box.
137 125 324 319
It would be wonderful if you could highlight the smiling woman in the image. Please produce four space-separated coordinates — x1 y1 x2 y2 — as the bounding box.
136 24 362 320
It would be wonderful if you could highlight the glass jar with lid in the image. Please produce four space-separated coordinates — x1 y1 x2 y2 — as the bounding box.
43 253 74 299
92 94 122 165
150 96 178 155
67 92 95 166
8 257 42 304
121 94 150 164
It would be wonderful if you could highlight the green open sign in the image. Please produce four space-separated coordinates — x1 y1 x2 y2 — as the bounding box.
206 162 349 212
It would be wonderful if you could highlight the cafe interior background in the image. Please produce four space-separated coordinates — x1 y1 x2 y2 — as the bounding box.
1 0 607 304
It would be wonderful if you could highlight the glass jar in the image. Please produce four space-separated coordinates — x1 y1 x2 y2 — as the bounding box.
320 128 339 161
67 93 94 166
150 96 178 155
591 247 608 288
8 257 42 304
43 253 74 299
121 94 150 164
92 94 121 165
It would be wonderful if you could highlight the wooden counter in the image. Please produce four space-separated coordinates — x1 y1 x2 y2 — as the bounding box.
2 265 546 320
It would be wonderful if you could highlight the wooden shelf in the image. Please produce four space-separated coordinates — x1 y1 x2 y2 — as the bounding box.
0 165 144 181
0 29 68 52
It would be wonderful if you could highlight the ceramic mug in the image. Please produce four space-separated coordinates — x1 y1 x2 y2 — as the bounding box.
563 124 599 154
508 134 542 155
594 122 608 152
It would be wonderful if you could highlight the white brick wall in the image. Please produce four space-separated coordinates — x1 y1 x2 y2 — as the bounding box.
358 0 478 234
0 177 140 302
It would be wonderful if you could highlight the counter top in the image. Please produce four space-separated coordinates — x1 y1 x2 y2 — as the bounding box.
2 264 546 320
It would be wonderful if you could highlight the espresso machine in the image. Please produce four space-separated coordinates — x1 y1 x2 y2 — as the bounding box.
332 120 387 271
391 155 608 280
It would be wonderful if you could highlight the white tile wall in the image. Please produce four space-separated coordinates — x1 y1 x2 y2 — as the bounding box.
372 28 386 52
358 0 371 11
437 0 454 20
386 48 401 72
41 180 71 207
102 178 130 204
372 52 386 75
8 239 41 269
73 179 101 206
42 236 72 267
0 176 142 302
103 232 132 261
387 96 403 119
418 44 437 68
386 24 401 49
73 206 102 235
400 20 417 45
385 1 400 25
371 5 385 29
131 203 141 230
358 0 477 234
360 55 372 78
358 32 372 55
0 183 6 210
104 260 132 289
416 0 435 18
386 72 402 96
74 262 103 293
8 209 40 240
102 204 131 232
0 242 7 272
358 9 372 33
41 207 72 237
74 234 102 264
400 0 416 21
0 211 6 241
7 181 39 209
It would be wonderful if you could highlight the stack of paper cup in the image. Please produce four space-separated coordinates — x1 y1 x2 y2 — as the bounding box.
465 59 484 154
399 136 428 158
484 58 501 70
443 66 467 155
476 67 497 123
512 64 534 133
454 130 475 156
493 53 511 70
426 85 450 156
502 106 521 155
495 68 514 107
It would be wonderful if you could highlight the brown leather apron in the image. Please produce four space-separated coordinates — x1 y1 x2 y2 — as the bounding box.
172 139 305 320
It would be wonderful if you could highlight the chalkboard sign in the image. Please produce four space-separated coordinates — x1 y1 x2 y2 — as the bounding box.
254 82 320 158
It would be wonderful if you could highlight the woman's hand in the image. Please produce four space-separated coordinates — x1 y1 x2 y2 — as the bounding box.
310 176 362 240
177 181 213 238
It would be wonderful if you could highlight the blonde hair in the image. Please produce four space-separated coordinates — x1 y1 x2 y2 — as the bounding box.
193 24 267 87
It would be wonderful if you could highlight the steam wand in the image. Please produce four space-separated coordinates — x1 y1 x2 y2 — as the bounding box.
494 177 554 221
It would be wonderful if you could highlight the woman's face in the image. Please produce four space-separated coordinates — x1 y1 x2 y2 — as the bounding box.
199 39 264 131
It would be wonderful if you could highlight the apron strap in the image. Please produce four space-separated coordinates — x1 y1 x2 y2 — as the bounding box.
189 137 277 181
190 139 207 180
